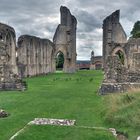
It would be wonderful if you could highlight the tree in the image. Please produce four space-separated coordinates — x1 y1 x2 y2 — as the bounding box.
56 52 64 69
131 21 140 38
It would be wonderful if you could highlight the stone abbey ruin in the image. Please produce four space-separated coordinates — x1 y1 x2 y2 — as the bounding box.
1 5 140 94
0 6 77 90
17 6 77 77
0 6 77 89
100 10 140 94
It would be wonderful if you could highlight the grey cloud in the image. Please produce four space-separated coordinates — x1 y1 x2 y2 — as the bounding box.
0 0 62 15
0 0 140 60
0 0 62 38
76 10 101 32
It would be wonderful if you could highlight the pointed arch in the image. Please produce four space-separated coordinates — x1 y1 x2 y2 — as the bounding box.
55 51 64 71
111 46 127 66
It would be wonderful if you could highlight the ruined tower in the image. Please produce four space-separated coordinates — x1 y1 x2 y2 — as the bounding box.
0 23 26 90
103 10 127 68
53 6 77 73
90 51 94 63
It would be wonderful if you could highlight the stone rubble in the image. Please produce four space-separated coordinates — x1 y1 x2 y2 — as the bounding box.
0 109 9 118
109 128 128 140
109 128 117 137
28 118 76 126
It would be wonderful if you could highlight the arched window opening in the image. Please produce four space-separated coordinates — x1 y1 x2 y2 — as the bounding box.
56 52 64 71
115 50 125 65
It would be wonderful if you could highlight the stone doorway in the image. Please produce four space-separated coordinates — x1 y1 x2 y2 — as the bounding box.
55 51 64 72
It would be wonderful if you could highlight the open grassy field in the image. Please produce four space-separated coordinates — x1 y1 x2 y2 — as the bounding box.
0 70 139 140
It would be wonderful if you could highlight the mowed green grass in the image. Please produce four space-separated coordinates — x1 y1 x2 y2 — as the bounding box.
0 70 139 140
15 126 114 140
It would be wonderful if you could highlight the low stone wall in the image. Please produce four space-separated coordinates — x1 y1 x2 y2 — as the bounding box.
99 82 140 95
0 81 27 91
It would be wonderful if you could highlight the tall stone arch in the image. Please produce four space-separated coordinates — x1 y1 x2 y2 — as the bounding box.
53 6 77 73
55 50 65 71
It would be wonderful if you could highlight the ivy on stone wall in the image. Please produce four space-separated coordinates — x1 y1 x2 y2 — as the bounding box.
116 50 124 65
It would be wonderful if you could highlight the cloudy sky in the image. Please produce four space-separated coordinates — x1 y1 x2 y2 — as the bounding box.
0 0 140 60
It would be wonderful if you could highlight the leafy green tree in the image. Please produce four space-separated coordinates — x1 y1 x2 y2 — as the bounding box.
56 52 64 69
131 21 140 38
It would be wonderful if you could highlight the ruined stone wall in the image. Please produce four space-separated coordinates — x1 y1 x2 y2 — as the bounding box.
53 6 77 73
0 23 26 90
103 10 127 68
17 35 55 77
101 10 140 94
0 23 18 74
124 38 140 72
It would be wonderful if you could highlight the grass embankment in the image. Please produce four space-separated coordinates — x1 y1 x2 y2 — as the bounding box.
0 70 139 140
104 92 140 140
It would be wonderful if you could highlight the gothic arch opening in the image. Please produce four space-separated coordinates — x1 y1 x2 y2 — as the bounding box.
115 50 125 65
55 51 64 71
111 47 127 66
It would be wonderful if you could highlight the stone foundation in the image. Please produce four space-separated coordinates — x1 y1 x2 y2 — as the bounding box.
29 118 76 126
99 82 140 95
0 81 26 91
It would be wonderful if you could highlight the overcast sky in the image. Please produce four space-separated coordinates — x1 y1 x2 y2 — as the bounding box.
0 0 140 60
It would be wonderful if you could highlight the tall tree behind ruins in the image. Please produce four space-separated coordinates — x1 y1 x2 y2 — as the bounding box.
131 21 140 38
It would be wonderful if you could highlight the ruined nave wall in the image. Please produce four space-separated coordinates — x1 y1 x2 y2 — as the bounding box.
17 35 55 77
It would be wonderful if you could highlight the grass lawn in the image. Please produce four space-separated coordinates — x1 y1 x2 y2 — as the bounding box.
0 70 139 140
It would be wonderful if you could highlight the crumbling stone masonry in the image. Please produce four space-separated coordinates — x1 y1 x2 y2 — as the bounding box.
0 23 26 90
53 6 77 73
100 10 140 94
17 35 55 77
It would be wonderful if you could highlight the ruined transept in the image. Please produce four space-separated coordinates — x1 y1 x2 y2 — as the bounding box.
100 10 140 94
